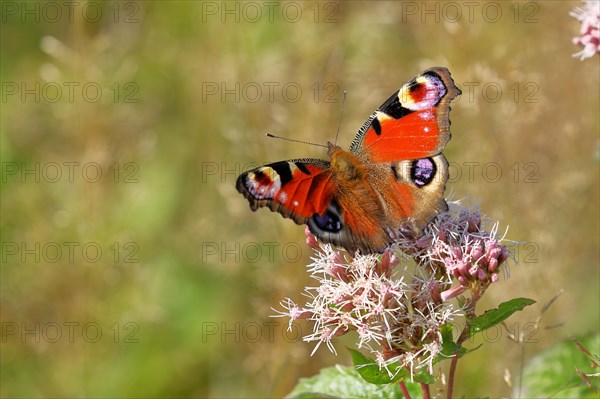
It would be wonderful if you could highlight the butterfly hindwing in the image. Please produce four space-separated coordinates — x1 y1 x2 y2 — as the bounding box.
350 67 461 162
388 154 449 230
311 153 450 254
236 159 334 225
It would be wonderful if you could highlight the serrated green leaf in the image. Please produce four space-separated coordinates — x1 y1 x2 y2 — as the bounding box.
347 348 407 384
286 365 420 399
517 333 599 398
469 298 535 337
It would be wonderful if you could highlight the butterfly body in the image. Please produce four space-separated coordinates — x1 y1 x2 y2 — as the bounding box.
236 67 461 254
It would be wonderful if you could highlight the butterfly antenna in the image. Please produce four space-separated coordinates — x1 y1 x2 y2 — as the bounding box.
334 91 347 146
265 133 328 148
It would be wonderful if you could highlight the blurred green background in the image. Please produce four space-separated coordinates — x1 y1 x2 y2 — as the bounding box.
1 1 598 397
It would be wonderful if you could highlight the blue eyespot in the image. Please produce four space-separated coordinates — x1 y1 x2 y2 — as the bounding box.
312 211 342 232
411 158 436 187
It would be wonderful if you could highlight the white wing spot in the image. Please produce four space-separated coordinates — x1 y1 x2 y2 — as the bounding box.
278 192 288 204
245 170 281 200
419 110 434 120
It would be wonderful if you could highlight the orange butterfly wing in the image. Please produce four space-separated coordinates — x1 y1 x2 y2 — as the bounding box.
236 159 334 225
350 67 461 162
328 67 460 252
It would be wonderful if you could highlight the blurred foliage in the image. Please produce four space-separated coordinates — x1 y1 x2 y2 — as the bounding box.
287 365 419 399
1 1 598 398
517 333 599 398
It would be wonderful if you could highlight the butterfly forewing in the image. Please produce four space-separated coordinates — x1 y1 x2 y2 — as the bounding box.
236 159 334 225
350 67 461 162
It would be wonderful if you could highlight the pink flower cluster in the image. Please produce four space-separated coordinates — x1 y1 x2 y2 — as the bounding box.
275 234 458 374
571 0 600 60
274 202 512 375
396 204 511 301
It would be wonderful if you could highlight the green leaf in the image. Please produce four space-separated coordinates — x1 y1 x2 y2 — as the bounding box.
469 298 535 337
348 348 438 386
286 365 420 399
440 323 464 357
430 324 486 367
347 348 407 384
413 370 436 384
516 333 599 398
435 323 479 364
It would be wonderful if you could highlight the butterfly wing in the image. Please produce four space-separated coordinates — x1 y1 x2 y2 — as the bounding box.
350 67 461 162
329 67 460 252
385 154 450 231
236 159 335 226
312 153 450 254
237 157 371 252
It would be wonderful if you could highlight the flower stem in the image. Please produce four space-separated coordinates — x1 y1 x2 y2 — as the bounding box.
399 381 411 399
447 353 459 399
420 382 431 399
447 296 479 399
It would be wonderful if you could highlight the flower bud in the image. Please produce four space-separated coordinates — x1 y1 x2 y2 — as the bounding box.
467 215 481 233
441 285 467 301
477 268 487 282
378 249 399 277
470 243 484 260
416 235 433 249
450 246 462 258
325 261 348 281
499 247 510 263
458 260 470 276
487 247 502 261
428 280 442 304
305 226 320 249
488 257 499 273
469 266 479 278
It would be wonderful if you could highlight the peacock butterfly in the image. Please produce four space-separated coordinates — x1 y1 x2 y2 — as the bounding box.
236 67 461 254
